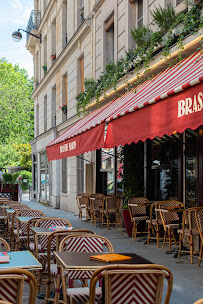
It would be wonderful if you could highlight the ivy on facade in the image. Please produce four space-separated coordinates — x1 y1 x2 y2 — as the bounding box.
76 2 203 114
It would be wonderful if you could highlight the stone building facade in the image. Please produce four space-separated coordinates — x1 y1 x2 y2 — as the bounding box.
27 0 197 213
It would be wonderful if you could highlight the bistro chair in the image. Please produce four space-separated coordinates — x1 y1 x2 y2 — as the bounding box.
159 200 184 251
193 299 203 304
89 193 105 225
195 208 203 266
0 268 37 304
128 197 149 241
89 264 173 304
45 229 95 304
0 237 10 252
58 233 114 304
34 217 72 293
0 301 13 304
177 207 202 263
28 217 44 253
76 193 90 222
14 209 45 250
101 195 122 229
0 202 5 233
146 201 163 247
8 205 30 247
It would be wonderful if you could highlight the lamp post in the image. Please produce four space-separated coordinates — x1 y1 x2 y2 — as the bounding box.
12 29 41 43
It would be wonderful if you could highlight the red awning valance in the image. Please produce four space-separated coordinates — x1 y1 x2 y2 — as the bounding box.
46 51 203 161
104 82 203 148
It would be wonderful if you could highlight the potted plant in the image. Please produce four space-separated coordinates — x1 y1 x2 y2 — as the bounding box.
50 54 56 60
42 63 47 74
59 104 67 114
122 199 133 237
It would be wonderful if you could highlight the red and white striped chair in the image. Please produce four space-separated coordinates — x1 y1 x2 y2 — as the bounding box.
89 264 173 304
195 208 203 266
45 229 95 304
0 268 37 304
58 234 114 304
146 201 163 247
34 217 72 294
0 237 10 252
128 197 149 240
14 209 45 250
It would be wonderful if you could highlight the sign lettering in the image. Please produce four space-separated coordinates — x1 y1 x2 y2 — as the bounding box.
60 141 76 153
177 92 203 117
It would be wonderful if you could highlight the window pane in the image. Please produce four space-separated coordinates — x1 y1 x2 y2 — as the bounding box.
62 158 67 193
185 128 198 207
40 152 46 169
77 154 84 193
138 0 143 21
40 170 45 199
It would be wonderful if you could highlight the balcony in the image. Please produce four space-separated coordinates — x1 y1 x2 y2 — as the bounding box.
26 10 41 42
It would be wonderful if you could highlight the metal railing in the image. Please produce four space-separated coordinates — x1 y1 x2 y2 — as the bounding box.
26 10 41 42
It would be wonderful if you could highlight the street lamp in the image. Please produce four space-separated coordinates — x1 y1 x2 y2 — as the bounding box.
12 29 41 43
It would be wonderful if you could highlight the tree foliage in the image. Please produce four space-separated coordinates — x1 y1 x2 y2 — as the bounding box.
0 59 34 170
0 58 34 144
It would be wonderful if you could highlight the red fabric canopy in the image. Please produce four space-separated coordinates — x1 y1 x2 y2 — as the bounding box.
46 124 105 161
105 82 203 148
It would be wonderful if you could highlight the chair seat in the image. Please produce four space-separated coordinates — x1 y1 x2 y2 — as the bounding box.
146 219 162 225
14 229 22 235
165 224 179 230
133 215 149 223
177 228 199 236
29 242 42 251
66 287 102 303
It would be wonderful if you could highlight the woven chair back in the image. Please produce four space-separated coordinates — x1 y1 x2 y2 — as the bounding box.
76 193 89 207
128 197 148 216
18 209 45 235
0 269 37 304
36 217 72 252
105 196 119 211
196 209 203 240
159 201 183 225
89 264 173 304
90 193 105 209
0 237 10 252
4 201 21 207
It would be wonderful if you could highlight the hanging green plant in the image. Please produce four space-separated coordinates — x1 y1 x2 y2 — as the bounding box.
76 2 203 114
150 4 176 33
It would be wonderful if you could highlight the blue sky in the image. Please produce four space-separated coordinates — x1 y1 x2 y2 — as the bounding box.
0 0 34 77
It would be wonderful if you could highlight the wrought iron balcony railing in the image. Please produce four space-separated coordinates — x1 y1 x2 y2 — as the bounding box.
26 10 41 42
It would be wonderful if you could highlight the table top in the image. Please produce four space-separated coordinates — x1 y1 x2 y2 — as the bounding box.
31 227 80 235
1 205 8 209
6 209 15 213
0 250 42 270
16 216 36 223
53 252 152 271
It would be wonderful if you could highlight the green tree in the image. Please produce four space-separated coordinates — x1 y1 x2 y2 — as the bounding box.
0 58 34 144
0 59 34 170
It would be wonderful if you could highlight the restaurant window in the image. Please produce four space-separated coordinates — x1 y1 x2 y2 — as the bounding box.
100 148 115 195
40 152 49 200
137 0 143 28
117 146 124 196
105 15 114 64
185 128 198 207
33 154 38 191
77 154 84 193
62 158 67 193
151 133 180 201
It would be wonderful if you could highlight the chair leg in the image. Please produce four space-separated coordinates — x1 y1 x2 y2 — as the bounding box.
156 225 160 248
163 232 166 249
107 213 109 230
101 212 104 228
168 229 172 251
134 223 137 241
37 269 43 294
147 222 150 245
198 245 202 267
190 234 193 264
177 233 182 259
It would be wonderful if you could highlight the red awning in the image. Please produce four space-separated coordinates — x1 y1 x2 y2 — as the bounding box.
47 51 203 161
105 52 203 148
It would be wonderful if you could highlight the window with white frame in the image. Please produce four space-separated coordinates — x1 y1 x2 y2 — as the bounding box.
62 158 67 193
77 154 84 193
137 0 143 28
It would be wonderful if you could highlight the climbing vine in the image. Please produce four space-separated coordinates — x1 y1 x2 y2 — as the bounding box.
76 2 203 114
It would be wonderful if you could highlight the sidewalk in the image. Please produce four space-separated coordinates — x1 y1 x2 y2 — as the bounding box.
23 194 203 304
